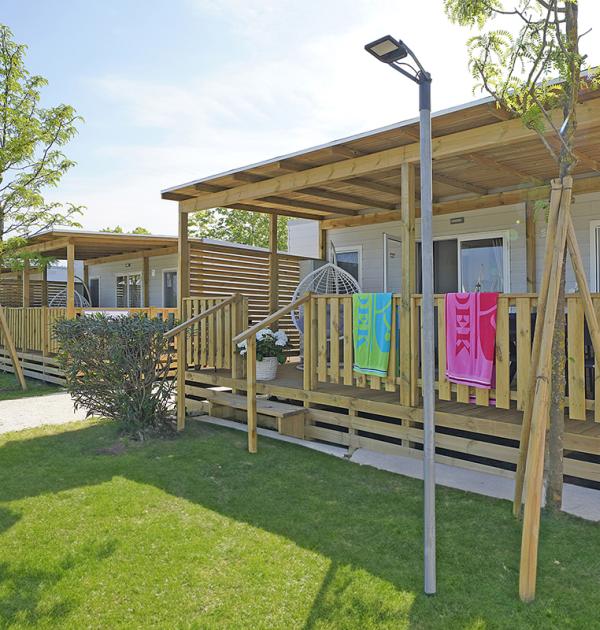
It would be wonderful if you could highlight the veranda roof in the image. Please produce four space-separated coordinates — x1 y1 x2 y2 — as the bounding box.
162 90 600 226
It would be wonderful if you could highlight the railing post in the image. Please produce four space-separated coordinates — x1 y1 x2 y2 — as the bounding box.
42 306 49 357
303 296 313 394
176 209 190 432
247 335 257 453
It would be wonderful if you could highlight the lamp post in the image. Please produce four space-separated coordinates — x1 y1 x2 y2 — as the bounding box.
365 35 436 596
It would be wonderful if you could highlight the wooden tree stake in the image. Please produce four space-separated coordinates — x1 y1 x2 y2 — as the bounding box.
513 180 563 515
519 177 573 602
0 305 27 391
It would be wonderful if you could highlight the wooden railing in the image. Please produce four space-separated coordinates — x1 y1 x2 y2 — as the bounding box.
301 292 599 421
411 293 600 421
174 294 248 430
0 306 179 357
0 307 67 355
233 294 310 452
177 295 248 372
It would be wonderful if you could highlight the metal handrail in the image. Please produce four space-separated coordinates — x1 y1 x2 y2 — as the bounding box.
164 293 241 340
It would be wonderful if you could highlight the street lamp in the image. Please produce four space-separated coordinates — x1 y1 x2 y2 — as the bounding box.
365 35 436 596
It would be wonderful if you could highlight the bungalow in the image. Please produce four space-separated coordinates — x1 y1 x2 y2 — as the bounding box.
163 90 600 490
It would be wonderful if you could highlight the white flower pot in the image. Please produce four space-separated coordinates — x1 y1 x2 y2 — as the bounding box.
256 356 278 381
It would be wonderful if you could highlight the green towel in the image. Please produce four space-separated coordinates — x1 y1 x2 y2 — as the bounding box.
352 293 392 377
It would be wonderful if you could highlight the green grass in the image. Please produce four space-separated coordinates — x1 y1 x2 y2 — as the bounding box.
0 420 598 629
0 372 59 401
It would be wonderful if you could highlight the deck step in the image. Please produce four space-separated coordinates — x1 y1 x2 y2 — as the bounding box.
201 389 306 439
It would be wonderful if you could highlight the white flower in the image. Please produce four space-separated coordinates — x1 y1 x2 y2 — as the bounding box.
274 330 288 347
237 339 248 355
256 328 273 342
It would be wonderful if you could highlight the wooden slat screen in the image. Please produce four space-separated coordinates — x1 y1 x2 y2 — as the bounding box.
0 280 67 307
188 242 312 352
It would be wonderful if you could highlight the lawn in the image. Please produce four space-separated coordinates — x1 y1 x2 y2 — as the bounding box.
0 420 598 629
0 372 59 401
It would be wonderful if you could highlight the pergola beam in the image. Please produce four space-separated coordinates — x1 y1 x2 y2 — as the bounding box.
233 171 397 211
17 236 72 255
319 174 600 229
180 99 600 213
84 245 178 266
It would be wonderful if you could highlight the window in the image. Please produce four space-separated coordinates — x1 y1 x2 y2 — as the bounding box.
89 278 100 307
459 236 505 292
163 270 178 308
334 247 362 284
416 232 509 293
116 273 142 307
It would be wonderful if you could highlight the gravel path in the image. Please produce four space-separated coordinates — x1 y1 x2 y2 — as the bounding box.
0 392 88 435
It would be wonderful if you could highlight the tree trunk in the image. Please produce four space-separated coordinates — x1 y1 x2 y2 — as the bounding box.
546 256 566 513
545 0 580 513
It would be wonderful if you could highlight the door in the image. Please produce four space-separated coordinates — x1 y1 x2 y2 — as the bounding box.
384 235 402 292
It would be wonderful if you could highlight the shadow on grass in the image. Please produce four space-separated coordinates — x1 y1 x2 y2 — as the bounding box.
0 539 116 627
0 420 598 628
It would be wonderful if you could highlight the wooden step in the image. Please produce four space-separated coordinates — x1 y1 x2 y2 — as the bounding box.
201 389 306 439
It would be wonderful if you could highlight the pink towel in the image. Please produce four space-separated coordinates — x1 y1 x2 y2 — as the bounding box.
445 292 499 389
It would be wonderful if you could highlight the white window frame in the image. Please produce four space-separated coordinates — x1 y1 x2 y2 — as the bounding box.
88 276 100 307
161 268 178 308
415 230 511 293
332 245 363 287
590 220 600 292
383 233 403 292
115 272 143 308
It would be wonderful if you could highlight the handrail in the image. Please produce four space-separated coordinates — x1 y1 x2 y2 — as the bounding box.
165 293 241 340
233 293 311 345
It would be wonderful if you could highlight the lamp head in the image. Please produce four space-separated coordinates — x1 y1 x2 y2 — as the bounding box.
364 35 409 64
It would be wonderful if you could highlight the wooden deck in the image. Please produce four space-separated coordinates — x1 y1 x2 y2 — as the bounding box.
185 362 600 486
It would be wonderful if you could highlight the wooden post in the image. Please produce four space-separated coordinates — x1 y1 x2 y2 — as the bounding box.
82 264 89 305
66 241 75 319
22 260 30 308
269 214 279 316
142 256 150 307
526 201 537 293
177 209 190 431
303 295 313 393
513 181 563 515
41 265 48 308
400 162 416 406
0 306 26 391
247 335 257 453
519 177 572 603
319 225 327 260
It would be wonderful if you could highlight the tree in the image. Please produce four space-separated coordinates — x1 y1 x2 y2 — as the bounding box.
0 24 83 268
100 226 151 234
189 208 289 250
445 0 595 513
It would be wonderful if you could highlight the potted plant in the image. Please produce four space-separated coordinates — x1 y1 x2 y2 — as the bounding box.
237 328 290 381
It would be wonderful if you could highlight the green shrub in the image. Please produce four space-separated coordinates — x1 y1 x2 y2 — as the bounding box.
55 314 176 438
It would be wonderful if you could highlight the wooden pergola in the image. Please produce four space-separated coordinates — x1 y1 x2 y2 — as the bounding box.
9 230 178 317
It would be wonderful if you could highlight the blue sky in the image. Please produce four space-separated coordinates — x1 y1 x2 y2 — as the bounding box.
4 1 600 235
